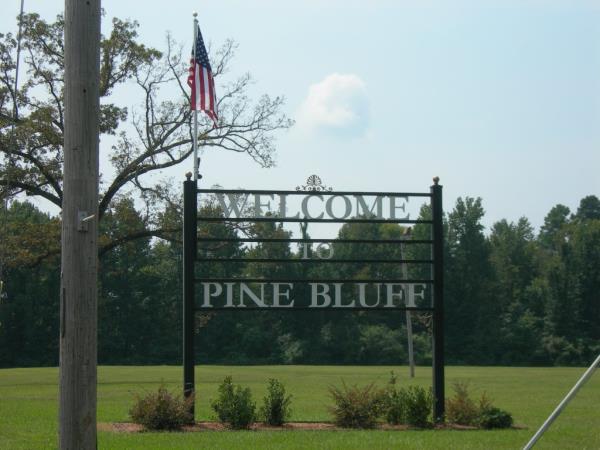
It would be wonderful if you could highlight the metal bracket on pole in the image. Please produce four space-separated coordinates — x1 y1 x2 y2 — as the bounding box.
77 211 95 232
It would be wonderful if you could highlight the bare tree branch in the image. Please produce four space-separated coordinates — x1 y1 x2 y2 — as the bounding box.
0 178 62 206
1 13 293 258
98 227 180 256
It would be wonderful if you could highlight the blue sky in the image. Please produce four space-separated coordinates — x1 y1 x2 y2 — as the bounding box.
2 0 599 231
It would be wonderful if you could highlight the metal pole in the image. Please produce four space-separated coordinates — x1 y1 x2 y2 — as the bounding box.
523 353 600 450
299 221 309 308
192 13 199 181
183 173 197 420
400 228 415 378
431 176 445 423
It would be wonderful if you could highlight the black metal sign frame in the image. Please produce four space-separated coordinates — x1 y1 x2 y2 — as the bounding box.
182 176 444 422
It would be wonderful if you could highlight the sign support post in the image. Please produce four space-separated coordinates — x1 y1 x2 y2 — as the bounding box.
183 172 197 418
431 177 445 423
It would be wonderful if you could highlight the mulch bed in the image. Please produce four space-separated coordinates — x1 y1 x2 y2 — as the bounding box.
98 422 495 433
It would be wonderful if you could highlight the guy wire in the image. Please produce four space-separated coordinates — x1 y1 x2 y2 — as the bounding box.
1 0 26 299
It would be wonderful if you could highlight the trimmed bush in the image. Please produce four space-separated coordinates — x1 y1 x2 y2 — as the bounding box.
211 376 256 429
446 382 478 425
382 372 407 425
260 378 292 426
444 382 514 429
478 407 514 429
382 373 432 427
129 385 193 430
404 385 433 428
328 382 384 428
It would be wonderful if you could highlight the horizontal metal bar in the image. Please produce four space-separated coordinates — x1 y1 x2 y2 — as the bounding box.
194 306 435 311
197 237 434 244
197 257 433 264
197 217 432 224
195 278 434 284
197 188 432 198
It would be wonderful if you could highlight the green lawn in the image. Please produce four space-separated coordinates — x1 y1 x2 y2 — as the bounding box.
1 365 599 449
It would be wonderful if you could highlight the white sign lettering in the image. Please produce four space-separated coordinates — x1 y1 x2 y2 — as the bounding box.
272 283 294 307
310 283 331 307
213 193 409 221
199 282 428 309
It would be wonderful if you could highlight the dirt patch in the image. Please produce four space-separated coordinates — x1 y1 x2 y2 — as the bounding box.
99 421 510 432
433 423 478 431
258 422 337 431
98 422 144 433
99 422 338 432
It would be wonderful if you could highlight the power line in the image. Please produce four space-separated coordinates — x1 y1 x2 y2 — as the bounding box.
14 0 25 121
0 0 26 300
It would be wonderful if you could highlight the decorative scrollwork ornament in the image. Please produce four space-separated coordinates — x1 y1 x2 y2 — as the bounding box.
296 174 333 192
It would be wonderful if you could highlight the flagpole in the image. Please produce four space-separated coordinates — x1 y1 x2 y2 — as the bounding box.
192 12 199 182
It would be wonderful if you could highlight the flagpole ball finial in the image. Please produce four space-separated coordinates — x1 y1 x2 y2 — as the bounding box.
433 176 440 185
185 172 192 180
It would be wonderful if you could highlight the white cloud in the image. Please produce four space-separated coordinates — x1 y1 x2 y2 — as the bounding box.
297 73 369 136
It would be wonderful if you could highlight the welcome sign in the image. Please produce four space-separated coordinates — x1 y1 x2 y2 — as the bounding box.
194 181 434 311
183 175 445 421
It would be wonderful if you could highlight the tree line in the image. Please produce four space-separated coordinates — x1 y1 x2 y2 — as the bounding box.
1 12 598 368
1 193 598 368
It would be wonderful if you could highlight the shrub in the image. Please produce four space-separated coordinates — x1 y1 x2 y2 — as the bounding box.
129 385 193 430
328 381 385 428
478 391 493 413
476 392 513 428
260 378 292 426
477 407 513 429
381 373 432 427
446 382 478 425
404 386 432 428
382 371 407 425
211 376 256 429
445 383 513 429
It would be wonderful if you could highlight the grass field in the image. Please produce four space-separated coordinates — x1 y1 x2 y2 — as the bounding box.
1 365 599 449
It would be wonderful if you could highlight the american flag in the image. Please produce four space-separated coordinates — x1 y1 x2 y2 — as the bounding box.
188 26 217 126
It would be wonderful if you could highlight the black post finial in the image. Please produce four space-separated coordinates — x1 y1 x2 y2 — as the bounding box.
433 176 440 185
185 172 192 180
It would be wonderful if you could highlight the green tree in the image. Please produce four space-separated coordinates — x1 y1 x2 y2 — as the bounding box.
489 218 547 364
0 12 292 257
543 211 600 364
139 239 183 363
194 202 250 363
539 204 570 249
306 221 420 364
225 219 294 362
98 197 155 363
574 195 600 221
0 11 291 366
445 197 495 364
0 201 60 367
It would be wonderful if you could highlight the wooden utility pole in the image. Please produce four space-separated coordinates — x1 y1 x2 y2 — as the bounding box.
59 0 101 448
